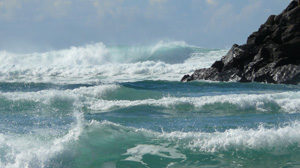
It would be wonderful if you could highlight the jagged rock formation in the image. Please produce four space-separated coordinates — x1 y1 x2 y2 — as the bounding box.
182 1 300 84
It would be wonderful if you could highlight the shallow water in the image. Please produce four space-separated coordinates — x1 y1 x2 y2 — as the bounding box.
0 41 299 168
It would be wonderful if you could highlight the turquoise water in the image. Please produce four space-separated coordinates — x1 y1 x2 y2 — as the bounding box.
0 42 300 168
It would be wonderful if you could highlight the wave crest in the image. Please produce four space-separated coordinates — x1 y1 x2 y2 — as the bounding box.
0 41 213 67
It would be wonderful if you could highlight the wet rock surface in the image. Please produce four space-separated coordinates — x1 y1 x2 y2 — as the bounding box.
182 1 300 84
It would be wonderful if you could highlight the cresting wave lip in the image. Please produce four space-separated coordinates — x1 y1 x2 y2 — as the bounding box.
86 120 300 153
2 116 299 168
0 111 83 168
0 41 227 83
0 59 221 83
89 91 300 113
0 41 217 67
160 121 300 153
1 85 299 114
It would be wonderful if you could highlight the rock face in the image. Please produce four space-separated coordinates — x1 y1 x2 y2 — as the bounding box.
182 1 300 84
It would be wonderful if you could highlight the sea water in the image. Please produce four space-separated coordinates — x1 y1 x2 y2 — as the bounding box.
0 41 300 168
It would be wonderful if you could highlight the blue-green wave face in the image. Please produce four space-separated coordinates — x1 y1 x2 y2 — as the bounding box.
0 42 300 168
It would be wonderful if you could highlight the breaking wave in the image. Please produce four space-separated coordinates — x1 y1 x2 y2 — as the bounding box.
1 82 299 115
4 117 297 168
49 120 300 167
1 41 299 168
0 41 227 83
0 41 222 66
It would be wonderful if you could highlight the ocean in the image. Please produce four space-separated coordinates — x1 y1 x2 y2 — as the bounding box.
0 41 299 168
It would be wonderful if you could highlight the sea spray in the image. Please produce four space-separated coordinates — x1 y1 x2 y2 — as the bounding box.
0 41 227 83
1 41 299 168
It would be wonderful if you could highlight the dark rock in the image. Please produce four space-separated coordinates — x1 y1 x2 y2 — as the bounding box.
272 27 283 43
211 60 224 72
180 74 193 82
265 15 275 25
274 14 282 24
281 25 297 42
284 0 298 13
182 0 300 84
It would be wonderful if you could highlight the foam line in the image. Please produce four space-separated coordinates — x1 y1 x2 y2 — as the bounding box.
89 91 300 113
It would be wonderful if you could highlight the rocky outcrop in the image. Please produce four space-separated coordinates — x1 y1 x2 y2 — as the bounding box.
182 0 300 84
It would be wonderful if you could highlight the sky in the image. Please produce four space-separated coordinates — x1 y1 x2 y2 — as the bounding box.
0 0 291 52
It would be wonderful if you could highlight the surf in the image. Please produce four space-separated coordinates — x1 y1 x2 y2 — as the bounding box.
0 41 227 84
0 41 299 168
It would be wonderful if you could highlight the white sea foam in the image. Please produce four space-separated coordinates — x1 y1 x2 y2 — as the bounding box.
123 144 186 166
0 111 83 168
0 60 216 83
161 121 300 152
2 115 299 168
0 84 119 116
1 40 299 168
0 41 197 67
89 91 300 113
1 88 300 114
0 41 227 83
0 84 119 102
91 120 300 153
